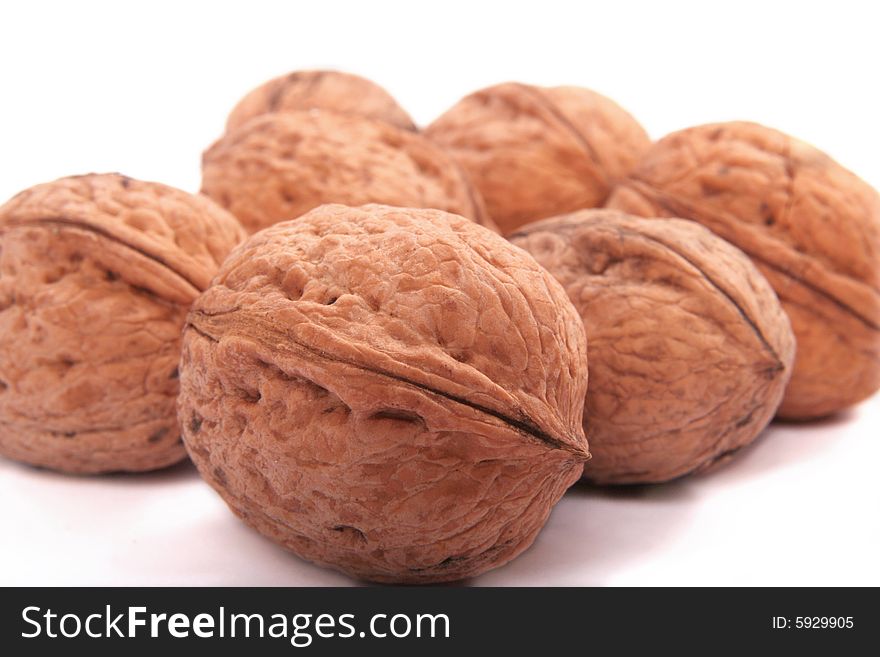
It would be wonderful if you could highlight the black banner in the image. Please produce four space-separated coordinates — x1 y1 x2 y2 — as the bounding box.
0 587 873 654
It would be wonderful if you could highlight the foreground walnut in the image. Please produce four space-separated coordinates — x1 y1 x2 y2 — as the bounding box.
226 69 415 133
178 204 589 582
511 210 795 484
607 122 880 419
202 110 493 234
425 83 650 234
0 174 246 474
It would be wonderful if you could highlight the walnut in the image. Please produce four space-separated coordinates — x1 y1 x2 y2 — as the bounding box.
425 83 650 235
225 69 415 133
606 122 880 419
510 210 795 484
0 173 246 474
178 203 589 583
201 110 494 235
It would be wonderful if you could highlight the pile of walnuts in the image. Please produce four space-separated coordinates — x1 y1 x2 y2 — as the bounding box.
1 70 877 583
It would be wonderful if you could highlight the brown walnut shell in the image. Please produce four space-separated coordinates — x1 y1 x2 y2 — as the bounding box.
202 110 494 235
0 173 246 474
226 69 415 133
425 83 650 234
606 122 880 419
178 203 589 583
510 210 795 484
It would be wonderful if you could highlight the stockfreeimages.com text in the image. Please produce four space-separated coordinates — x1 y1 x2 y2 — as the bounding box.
22 605 450 646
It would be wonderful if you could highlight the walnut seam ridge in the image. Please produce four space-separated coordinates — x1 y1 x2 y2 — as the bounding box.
186 312 589 459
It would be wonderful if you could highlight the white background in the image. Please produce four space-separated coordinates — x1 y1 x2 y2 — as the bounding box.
0 0 878 586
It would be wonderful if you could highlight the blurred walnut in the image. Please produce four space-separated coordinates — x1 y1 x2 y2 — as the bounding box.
607 122 880 419
425 83 650 234
202 110 494 234
178 204 588 582
0 174 246 474
226 69 415 133
511 210 795 484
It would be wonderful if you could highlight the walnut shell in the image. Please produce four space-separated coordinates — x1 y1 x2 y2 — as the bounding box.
202 110 494 235
226 69 415 133
178 203 589 583
510 210 795 484
0 174 246 474
425 83 650 235
606 122 880 419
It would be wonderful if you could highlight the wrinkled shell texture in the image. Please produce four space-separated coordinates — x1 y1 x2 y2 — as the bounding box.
426 83 651 235
511 210 795 484
226 69 416 133
607 122 880 419
178 204 589 583
0 174 246 473
202 110 493 235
